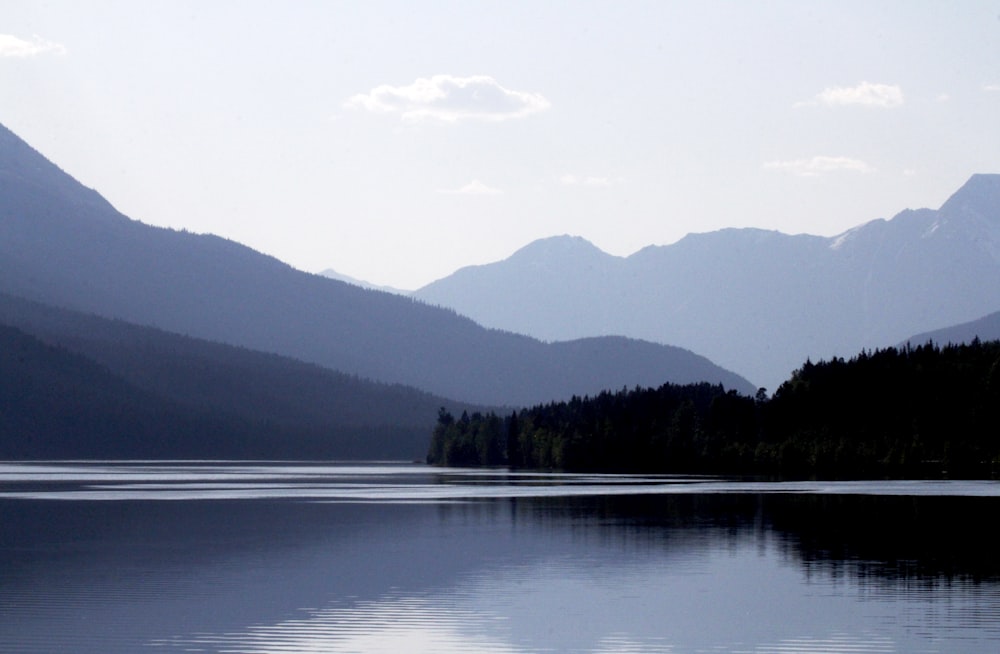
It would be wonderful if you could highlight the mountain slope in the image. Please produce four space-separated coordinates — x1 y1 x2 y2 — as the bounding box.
415 175 1000 390
0 123 753 405
903 309 1000 347
317 268 410 295
0 323 264 459
0 293 480 458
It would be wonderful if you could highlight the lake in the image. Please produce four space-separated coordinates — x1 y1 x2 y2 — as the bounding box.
1 462 999 653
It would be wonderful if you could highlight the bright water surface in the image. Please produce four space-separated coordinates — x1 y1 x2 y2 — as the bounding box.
1 462 999 653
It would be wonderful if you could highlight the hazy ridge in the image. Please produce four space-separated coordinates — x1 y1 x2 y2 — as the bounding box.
0 120 753 424
903 310 1000 347
415 175 1000 390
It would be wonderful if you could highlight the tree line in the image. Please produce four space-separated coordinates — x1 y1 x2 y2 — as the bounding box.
428 340 1000 475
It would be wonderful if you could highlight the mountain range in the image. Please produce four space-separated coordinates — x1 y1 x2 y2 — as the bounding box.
7 116 995 460
0 121 753 426
414 175 1000 390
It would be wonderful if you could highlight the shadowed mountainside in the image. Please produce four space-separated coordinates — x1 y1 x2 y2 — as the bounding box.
1 323 278 459
0 122 754 407
0 293 485 459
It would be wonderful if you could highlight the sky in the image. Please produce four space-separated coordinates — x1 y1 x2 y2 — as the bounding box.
2 1 999 290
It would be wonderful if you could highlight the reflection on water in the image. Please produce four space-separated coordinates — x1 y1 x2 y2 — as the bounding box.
1 462 999 653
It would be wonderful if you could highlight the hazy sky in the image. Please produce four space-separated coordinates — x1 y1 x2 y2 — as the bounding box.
3 1 999 289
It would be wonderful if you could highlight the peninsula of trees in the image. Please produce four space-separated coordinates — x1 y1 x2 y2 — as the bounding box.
428 340 1000 476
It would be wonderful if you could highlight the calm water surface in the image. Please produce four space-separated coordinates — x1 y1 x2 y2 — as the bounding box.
1 462 999 653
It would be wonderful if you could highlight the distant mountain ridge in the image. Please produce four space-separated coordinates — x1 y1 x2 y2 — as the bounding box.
0 122 754 409
317 268 411 295
903 309 1000 347
414 175 1000 390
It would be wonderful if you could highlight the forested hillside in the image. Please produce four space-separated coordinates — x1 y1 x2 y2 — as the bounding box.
1 324 248 458
429 340 1000 475
904 309 1000 348
0 294 480 459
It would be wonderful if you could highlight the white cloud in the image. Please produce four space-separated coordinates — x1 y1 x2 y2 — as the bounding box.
559 174 618 187
346 75 550 122
0 33 66 57
436 180 503 195
983 84 1000 93
763 156 876 177
797 81 903 108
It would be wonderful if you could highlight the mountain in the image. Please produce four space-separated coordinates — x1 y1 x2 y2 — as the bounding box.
415 175 1000 390
0 292 481 459
2 323 204 459
903 309 1000 347
0 122 753 407
418 236 628 339
318 268 410 295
